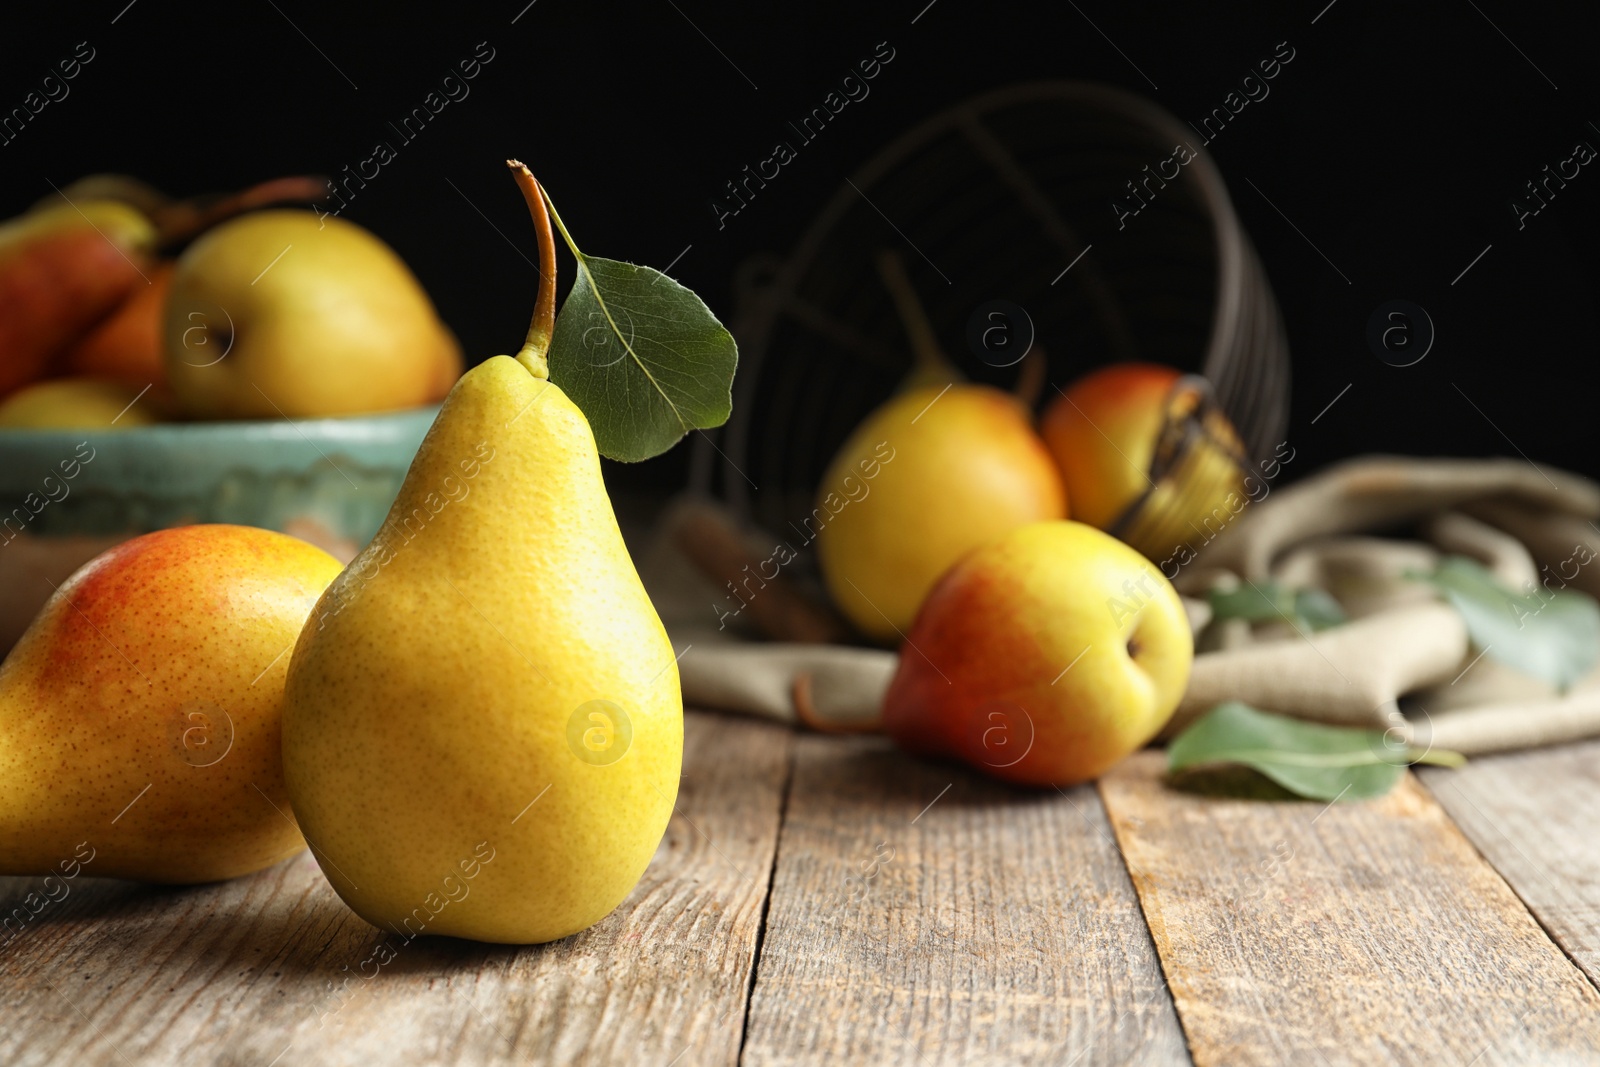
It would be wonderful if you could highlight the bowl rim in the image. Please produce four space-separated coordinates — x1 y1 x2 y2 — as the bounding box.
0 403 441 444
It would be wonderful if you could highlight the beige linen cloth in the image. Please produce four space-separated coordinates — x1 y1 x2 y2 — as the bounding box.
642 456 1600 757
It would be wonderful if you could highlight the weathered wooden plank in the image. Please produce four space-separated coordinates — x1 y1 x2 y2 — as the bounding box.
741 734 1189 1066
1421 740 1600 989
0 711 788 1066
1099 751 1600 1066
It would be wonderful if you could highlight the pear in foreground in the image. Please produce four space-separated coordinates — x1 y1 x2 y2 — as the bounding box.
281 356 682 944
817 383 1067 644
882 521 1192 787
0 525 340 882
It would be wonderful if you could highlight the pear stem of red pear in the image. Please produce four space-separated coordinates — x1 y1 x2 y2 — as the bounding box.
507 159 557 380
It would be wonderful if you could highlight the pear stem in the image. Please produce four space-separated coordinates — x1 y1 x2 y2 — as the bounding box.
154 175 330 248
1013 343 1047 410
507 159 557 379
876 248 960 389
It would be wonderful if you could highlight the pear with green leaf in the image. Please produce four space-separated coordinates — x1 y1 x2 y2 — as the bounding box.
281 161 735 944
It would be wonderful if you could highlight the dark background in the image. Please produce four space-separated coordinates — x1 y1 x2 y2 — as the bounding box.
6 0 1598 500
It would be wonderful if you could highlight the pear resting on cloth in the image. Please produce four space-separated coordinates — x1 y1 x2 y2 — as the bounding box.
662 455 1600 757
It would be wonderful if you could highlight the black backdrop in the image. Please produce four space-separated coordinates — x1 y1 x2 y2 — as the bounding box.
6 0 1598 496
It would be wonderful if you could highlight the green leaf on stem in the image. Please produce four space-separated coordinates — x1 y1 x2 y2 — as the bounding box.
1167 702 1463 802
1411 555 1600 692
541 192 737 462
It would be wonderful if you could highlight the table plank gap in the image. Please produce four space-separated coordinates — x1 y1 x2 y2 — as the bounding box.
0 710 788 1067
741 734 1189 1066
1099 751 1600 1067
736 731 797 1065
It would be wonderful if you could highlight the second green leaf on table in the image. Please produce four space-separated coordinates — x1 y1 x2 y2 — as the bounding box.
1167 701 1464 802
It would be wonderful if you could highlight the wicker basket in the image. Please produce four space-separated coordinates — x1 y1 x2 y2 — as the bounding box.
692 80 1290 552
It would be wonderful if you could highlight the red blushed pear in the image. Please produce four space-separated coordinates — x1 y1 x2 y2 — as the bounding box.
0 525 342 882
1041 363 1247 561
882 521 1192 787
1042 363 1181 530
0 200 156 398
55 261 177 404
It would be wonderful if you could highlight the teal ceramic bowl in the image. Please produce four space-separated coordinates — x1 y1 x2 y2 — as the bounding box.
0 407 437 648
0 407 438 545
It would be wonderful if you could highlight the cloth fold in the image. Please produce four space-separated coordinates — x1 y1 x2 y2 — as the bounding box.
677 643 890 728
1162 601 1468 738
1174 455 1600 590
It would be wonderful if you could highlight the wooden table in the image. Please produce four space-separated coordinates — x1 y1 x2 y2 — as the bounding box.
4 711 1599 1065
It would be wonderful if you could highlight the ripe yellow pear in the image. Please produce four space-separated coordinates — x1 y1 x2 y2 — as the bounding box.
163 210 461 419
281 360 682 943
883 520 1191 786
814 249 1066 643
282 161 703 944
0 525 341 882
817 383 1067 643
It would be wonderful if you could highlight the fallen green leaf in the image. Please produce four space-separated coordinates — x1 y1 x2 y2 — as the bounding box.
1293 587 1347 631
1167 702 1463 802
1207 580 1347 632
543 195 737 462
1412 555 1600 692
